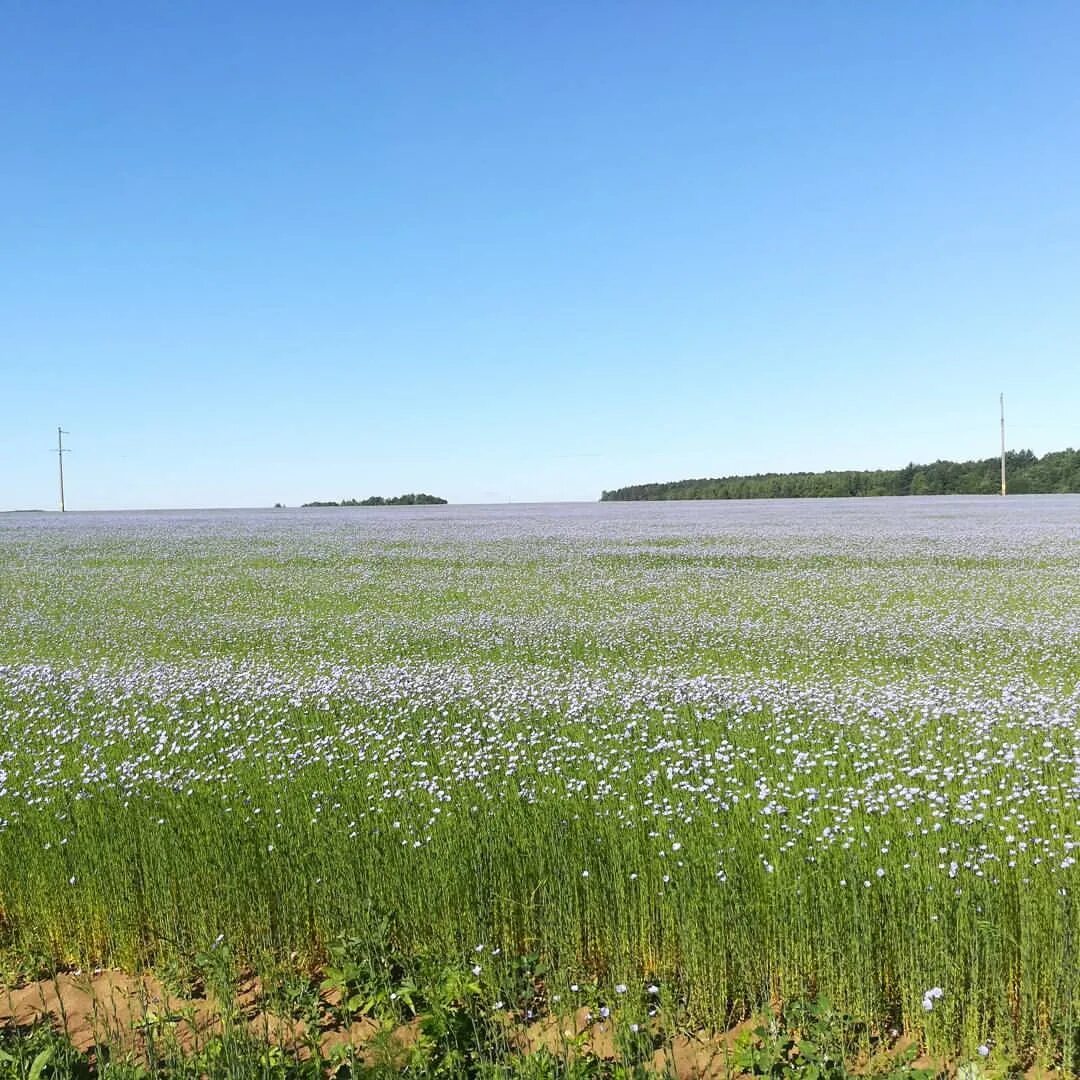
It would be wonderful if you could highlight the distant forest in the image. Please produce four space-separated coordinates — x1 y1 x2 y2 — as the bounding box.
601 449 1080 501
303 493 447 507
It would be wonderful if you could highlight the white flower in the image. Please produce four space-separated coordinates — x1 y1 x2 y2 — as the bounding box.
581 870 589 878
471 964 482 976
615 983 628 994
647 984 659 995
978 1045 989 1058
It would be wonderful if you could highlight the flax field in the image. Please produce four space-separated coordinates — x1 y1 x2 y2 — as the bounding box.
2 498 1079 1065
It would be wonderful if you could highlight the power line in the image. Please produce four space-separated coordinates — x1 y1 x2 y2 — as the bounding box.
999 394 1006 497
55 426 70 512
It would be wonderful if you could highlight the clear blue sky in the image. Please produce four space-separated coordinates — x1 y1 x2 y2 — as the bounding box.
2 2 1078 509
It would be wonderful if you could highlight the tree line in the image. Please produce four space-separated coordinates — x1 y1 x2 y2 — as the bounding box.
601 448 1080 501
303 493 448 507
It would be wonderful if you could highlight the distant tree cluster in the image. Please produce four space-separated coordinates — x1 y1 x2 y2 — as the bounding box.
303 493 448 507
601 448 1080 501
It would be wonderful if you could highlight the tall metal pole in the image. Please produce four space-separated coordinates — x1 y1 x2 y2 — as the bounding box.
999 394 1006 497
56 426 70 512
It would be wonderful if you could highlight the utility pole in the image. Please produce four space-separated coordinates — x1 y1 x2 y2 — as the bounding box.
56 426 70 512
999 394 1007 497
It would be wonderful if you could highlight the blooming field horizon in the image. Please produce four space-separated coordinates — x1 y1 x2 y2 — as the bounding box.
2 498 1079 1062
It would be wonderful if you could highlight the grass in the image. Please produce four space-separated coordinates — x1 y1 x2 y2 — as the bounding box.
1 500 1079 1071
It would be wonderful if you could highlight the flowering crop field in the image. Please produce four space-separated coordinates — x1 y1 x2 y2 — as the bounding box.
2 498 1080 1061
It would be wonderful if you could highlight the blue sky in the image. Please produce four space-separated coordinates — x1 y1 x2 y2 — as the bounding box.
2 2 1078 509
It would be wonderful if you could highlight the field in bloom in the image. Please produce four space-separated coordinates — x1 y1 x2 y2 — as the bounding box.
2 498 1080 1060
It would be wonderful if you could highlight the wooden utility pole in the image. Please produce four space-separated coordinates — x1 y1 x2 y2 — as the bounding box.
999 394 1006 497
56 426 70 512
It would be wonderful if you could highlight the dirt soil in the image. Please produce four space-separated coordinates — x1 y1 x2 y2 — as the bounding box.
0 970 755 1076
2 971 980 1079
2 971 390 1064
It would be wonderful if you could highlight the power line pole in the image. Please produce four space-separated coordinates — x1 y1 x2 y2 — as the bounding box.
999 394 1006 497
56 426 70 512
